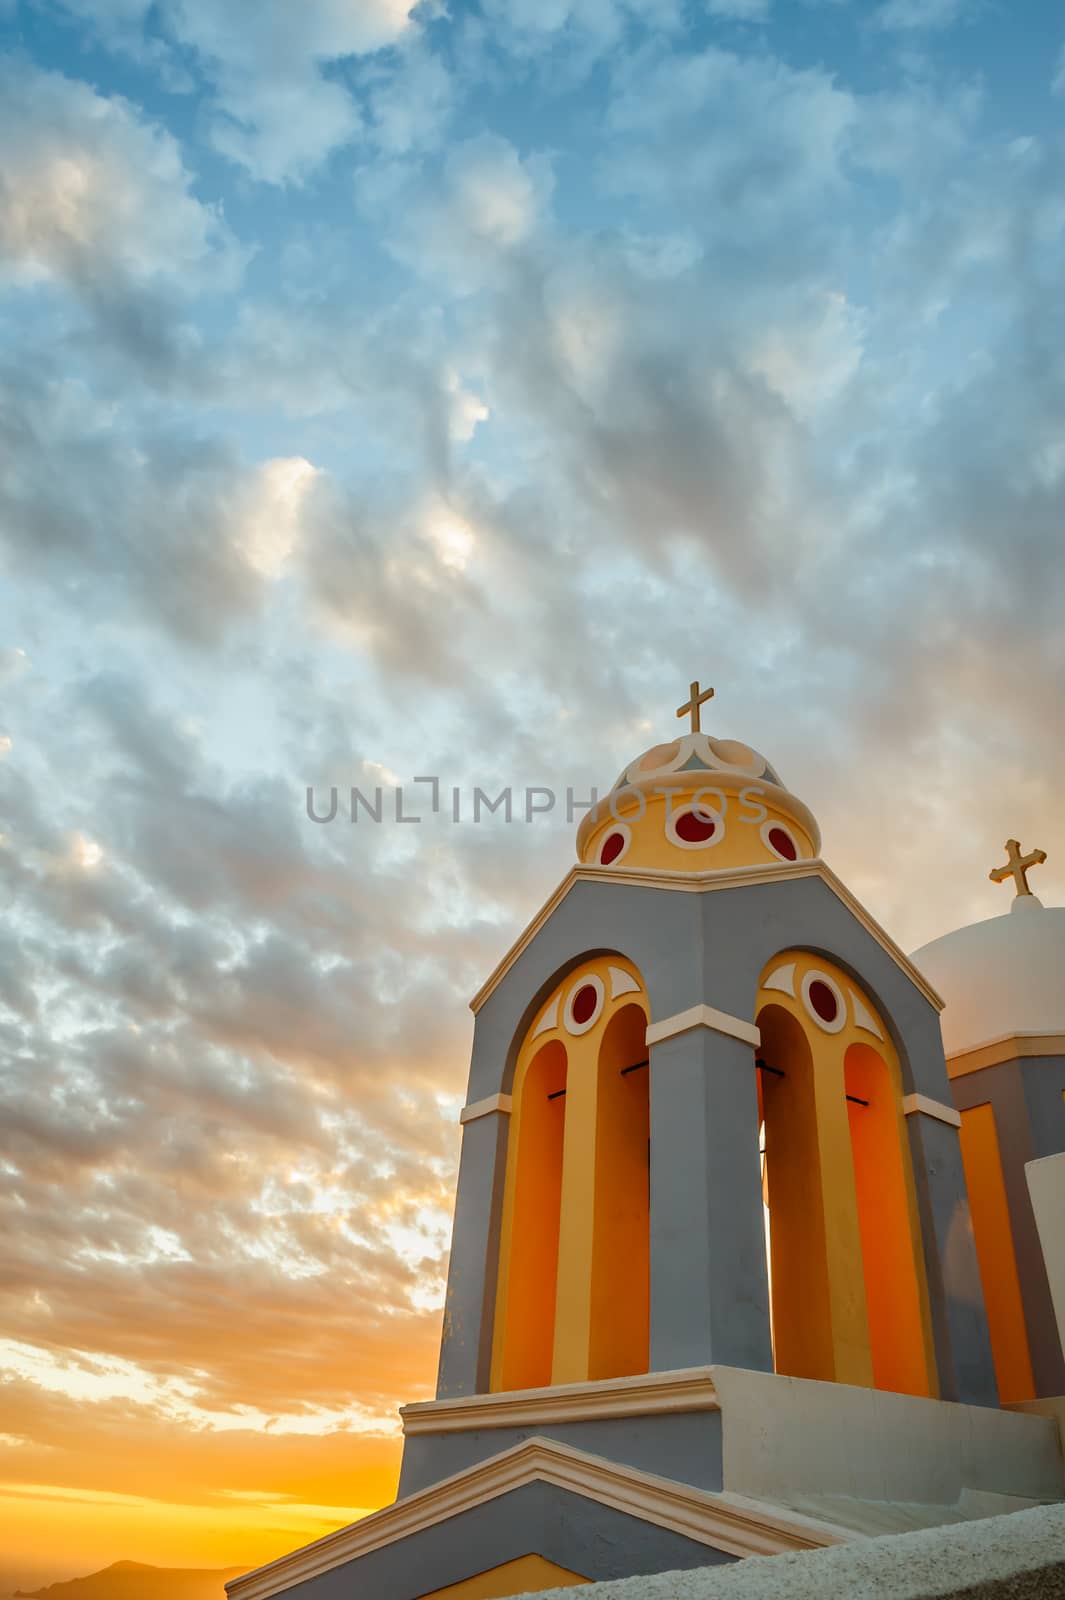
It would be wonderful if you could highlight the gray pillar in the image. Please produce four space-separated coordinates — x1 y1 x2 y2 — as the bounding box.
648 1026 773 1374
906 1110 999 1407
435 1108 509 1398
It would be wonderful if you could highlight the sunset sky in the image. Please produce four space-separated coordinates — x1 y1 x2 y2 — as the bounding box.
1 0 1064 1592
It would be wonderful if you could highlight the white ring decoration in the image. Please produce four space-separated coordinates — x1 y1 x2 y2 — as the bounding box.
761 818 801 863
598 822 632 867
625 737 692 786
665 799 725 851
801 969 846 1034
564 974 605 1035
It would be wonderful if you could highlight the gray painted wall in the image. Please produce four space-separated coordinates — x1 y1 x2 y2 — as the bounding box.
1020 1054 1065 1162
278 1481 734 1600
398 1409 723 1498
648 1027 773 1375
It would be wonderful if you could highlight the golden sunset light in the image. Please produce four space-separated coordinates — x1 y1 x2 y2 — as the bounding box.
2 1 1065 1598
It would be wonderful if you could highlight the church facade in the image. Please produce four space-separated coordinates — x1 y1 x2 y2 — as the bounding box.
228 687 1065 1600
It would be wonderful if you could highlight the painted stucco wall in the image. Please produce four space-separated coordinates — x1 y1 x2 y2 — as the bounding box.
399 1409 723 1499
271 1482 734 1600
950 1059 1065 1398
1026 1153 1065 1362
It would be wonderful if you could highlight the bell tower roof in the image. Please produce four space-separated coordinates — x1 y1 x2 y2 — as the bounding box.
576 688 821 872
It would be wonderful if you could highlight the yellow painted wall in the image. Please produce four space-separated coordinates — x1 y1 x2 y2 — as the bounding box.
958 1102 1035 1404
491 1039 567 1392
551 1021 599 1385
756 953 935 1398
415 1554 588 1600
581 788 815 874
589 1003 650 1380
758 1003 836 1382
492 958 649 1391
845 1043 933 1397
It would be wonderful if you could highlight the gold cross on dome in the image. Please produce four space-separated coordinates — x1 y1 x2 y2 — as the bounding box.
990 837 1047 898
677 680 714 733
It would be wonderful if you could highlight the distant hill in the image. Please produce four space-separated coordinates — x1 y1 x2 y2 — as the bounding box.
14 1560 249 1600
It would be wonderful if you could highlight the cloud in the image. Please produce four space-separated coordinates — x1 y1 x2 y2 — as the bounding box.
874 0 971 30
357 134 555 290
42 0 419 182
364 41 456 156
0 60 238 294
0 646 29 684
4 13 1065 1587
705 0 770 20
0 364 300 643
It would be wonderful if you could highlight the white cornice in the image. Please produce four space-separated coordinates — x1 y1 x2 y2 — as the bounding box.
902 1092 962 1129
402 1366 719 1435
469 860 943 1015
459 1093 512 1125
646 1004 761 1051
225 1436 850 1600
946 1031 1065 1079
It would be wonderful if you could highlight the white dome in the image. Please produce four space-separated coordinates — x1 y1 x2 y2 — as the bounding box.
911 897 1065 1058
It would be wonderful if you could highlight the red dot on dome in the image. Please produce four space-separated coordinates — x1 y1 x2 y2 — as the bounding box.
768 826 797 861
675 809 717 844
808 980 839 1023
601 831 626 865
571 984 599 1025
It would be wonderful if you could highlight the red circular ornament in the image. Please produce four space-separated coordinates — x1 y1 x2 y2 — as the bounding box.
675 809 717 844
601 831 626 865
768 825 797 861
571 984 599 1025
808 979 839 1024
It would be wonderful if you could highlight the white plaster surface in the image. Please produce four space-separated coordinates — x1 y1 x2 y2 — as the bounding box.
1027 1153 1065 1347
911 898 1065 1056
709 1365 1063 1509
519 1503 1065 1600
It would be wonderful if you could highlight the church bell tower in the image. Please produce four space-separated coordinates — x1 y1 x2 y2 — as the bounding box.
228 685 1063 1600
434 682 995 1409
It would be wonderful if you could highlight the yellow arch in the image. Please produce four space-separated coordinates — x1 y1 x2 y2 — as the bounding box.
491 957 649 1392
755 952 936 1397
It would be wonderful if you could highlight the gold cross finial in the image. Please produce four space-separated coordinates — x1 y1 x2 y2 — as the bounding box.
677 680 714 733
989 838 1047 899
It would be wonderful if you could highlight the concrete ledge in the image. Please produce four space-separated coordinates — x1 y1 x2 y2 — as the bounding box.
522 1503 1065 1600
403 1367 720 1435
459 1093 512 1124
711 1366 1063 1511
902 1093 962 1129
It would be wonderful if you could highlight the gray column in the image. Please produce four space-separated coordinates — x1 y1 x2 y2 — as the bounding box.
906 1110 999 1407
648 1026 773 1374
435 1108 509 1398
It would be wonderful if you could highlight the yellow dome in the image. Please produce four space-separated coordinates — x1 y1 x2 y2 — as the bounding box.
576 729 821 873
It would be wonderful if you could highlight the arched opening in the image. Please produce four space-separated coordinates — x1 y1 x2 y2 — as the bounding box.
589 1002 650 1379
757 1003 835 1382
492 1039 567 1391
846 1043 934 1397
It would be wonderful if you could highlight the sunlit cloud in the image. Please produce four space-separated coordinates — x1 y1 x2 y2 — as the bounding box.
1 2 1063 1590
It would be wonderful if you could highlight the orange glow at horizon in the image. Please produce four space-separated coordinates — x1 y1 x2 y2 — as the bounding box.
0 1448 402 1594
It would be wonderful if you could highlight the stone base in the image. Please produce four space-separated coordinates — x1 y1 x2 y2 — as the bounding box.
226 1368 1064 1600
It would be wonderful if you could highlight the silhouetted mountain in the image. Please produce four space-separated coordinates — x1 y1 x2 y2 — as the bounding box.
14 1560 248 1600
